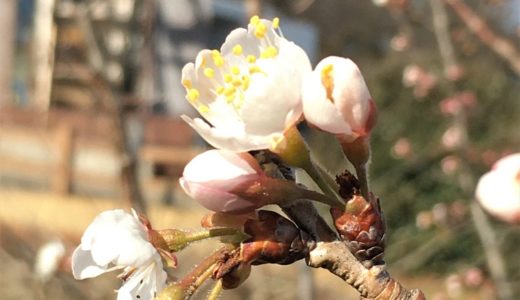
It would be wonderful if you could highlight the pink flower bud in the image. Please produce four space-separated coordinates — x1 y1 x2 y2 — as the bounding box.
302 57 377 143
180 150 264 214
476 153 520 224
180 150 341 213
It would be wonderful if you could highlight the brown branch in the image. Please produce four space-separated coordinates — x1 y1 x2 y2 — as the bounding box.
308 242 425 300
75 4 147 214
444 0 520 77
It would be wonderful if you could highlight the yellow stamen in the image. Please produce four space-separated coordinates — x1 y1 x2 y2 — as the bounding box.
203 68 215 78
182 79 192 89
250 15 260 26
216 86 225 95
211 50 224 67
231 66 240 75
198 104 210 113
232 45 243 56
241 75 250 90
232 78 242 87
246 55 256 63
224 86 236 97
260 46 278 59
224 74 233 83
187 89 200 102
272 17 280 29
321 64 334 101
249 65 262 74
254 22 267 38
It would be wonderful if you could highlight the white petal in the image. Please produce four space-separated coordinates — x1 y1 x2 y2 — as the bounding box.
114 236 157 267
221 28 260 58
182 116 271 152
476 174 520 223
302 71 353 135
183 150 258 182
71 246 112 279
493 153 520 172
277 39 312 77
240 72 296 135
319 57 371 131
117 257 166 300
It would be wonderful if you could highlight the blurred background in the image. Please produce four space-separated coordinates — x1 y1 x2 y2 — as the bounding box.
0 0 519 299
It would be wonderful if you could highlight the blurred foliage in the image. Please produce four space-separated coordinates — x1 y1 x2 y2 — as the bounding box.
279 0 520 284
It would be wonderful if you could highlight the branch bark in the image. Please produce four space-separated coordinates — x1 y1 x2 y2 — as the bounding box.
308 242 425 300
444 0 520 77
430 1 514 299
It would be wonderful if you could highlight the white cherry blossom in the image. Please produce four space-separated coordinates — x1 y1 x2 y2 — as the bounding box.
72 209 167 300
181 16 311 152
476 153 520 224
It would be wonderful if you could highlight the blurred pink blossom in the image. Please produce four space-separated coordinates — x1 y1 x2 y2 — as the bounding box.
415 210 433 230
445 274 463 298
392 137 412 159
441 155 460 175
441 125 464 150
390 33 410 52
464 267 484 288
439 91 476 116
402 64 437 98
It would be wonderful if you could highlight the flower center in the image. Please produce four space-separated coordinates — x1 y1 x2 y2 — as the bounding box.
321 64 335 102
183 17 283 115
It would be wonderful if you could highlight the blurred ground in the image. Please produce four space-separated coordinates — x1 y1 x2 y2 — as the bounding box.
0 188 496 300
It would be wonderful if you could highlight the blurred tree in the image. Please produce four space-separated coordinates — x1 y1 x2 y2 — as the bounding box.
0 0 18 107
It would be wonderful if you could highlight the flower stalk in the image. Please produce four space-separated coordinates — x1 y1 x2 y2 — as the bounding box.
179 245 236 299
273 126 343 204
158 228 244 252
207 279 223 300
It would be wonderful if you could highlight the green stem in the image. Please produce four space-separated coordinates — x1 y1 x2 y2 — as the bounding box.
299 186 344 208
207 280 223 300
314 162 340 193
301 159 343 205
162 228 243 252
354 163 369 200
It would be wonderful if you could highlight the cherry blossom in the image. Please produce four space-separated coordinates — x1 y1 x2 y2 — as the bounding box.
181 16 311 152
476 153 520 223
72 209 167 300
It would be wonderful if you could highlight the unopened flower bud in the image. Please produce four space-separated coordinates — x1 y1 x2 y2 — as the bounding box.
302 56 377 143
180 150 265 214
180 150 341 214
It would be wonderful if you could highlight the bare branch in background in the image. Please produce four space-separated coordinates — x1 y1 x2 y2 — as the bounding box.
0 0 17 107
75 3 147 214
444 0 520 77
429 1 514 299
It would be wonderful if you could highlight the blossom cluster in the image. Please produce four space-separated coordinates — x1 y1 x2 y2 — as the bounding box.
69 16 518 300
180 16 377 211
70 16 377 299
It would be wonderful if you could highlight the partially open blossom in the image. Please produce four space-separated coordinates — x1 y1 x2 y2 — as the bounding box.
302 56 377 143
402 64 437 98
476 153 520 224
72 209 167 300
181 16 311 152
180 150 340 214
